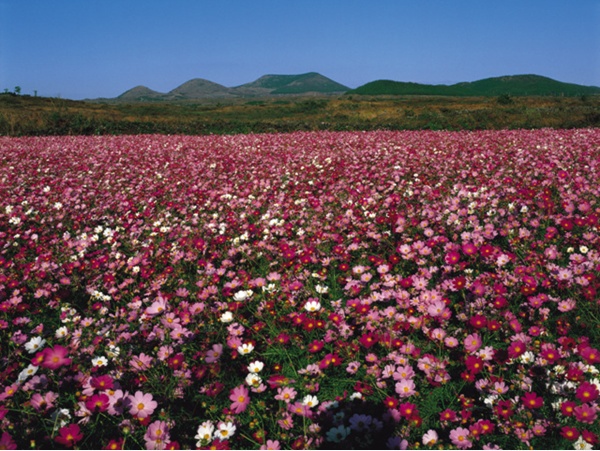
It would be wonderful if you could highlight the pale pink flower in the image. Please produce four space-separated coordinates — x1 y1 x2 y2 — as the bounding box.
395 378 417 398
144 420 170 450
450 427 473 449
205 344 223 363
275 387 297 404
464 333 482 353
128 391 158 418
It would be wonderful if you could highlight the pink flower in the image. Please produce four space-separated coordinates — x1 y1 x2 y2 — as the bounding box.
580 347 600 364
463 333 482 353
260 440 281 450
30 391 58 412
229 385 250 414
521 392 543 409
0 432 17 450
144 420 171 450
288 401 310 417
90 374 114 391
130 353 153 372
395 378 416 398
275 386 297 404
507 340 526 359
108 389 131 415
41 345 72 370
54 423 83 447
128 391 158 418
85 393 110 413
576 381 599 403
449 427 473 449
145 297 168 316
574 403 597 424
205 343 223 363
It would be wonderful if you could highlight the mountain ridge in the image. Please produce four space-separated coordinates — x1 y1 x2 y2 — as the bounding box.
347 74 600 97
112 73 599 101
115 72 349 101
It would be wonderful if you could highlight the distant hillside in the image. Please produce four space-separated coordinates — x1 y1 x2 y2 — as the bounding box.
348 75 600 97
112 72 349 101
117 85 165 101
234 72 349 95
167 78 233 99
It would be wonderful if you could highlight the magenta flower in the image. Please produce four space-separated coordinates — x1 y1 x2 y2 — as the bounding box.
41 345 72 370
521 392 543 409
54 423 83 447
128 391 158 418
229 385 250 414
0 432 17 450
574 403 597 424
576 381 599 403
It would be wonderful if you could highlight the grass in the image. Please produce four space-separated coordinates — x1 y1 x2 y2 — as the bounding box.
1 93 599 136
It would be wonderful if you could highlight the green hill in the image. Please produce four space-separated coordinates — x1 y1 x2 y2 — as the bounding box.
234 72 349 95
348 75 600 97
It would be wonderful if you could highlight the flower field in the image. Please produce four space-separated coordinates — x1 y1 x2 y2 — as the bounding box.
1 129 599 450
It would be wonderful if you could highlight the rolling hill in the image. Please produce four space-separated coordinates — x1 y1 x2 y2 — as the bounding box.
347 75 600 97
113 72 349 101
233 72 350 95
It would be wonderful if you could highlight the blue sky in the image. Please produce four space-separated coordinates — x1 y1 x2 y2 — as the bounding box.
2 0 599 99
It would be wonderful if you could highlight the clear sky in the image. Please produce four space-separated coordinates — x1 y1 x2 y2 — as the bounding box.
2 0 599 99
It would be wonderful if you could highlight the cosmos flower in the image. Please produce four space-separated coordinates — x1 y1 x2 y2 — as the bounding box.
128 391 158 418
229 385 250 414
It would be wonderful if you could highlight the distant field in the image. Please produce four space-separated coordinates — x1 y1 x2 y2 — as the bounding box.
1 93 599 136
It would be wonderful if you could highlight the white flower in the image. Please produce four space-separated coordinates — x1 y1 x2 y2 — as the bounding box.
220 311 234 323
92 356 109 367
519 351 536 364
214 421 236 440
247 361 264 373
50 408 71 427
233 290 252 302
302 394 319 408
107 345 121 359
315 284 329 294
237 343 254 355
574 436 593 450
24 336 46 354
18 364 39 382
55 326 69 338
195 421 215 446
304 300 321 312
422 429 439 446
579 246 589 254
496 254 510 267
245 373 262 387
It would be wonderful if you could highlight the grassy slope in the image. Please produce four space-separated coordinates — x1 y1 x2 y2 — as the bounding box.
1 92 599 136
348 75 600 97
